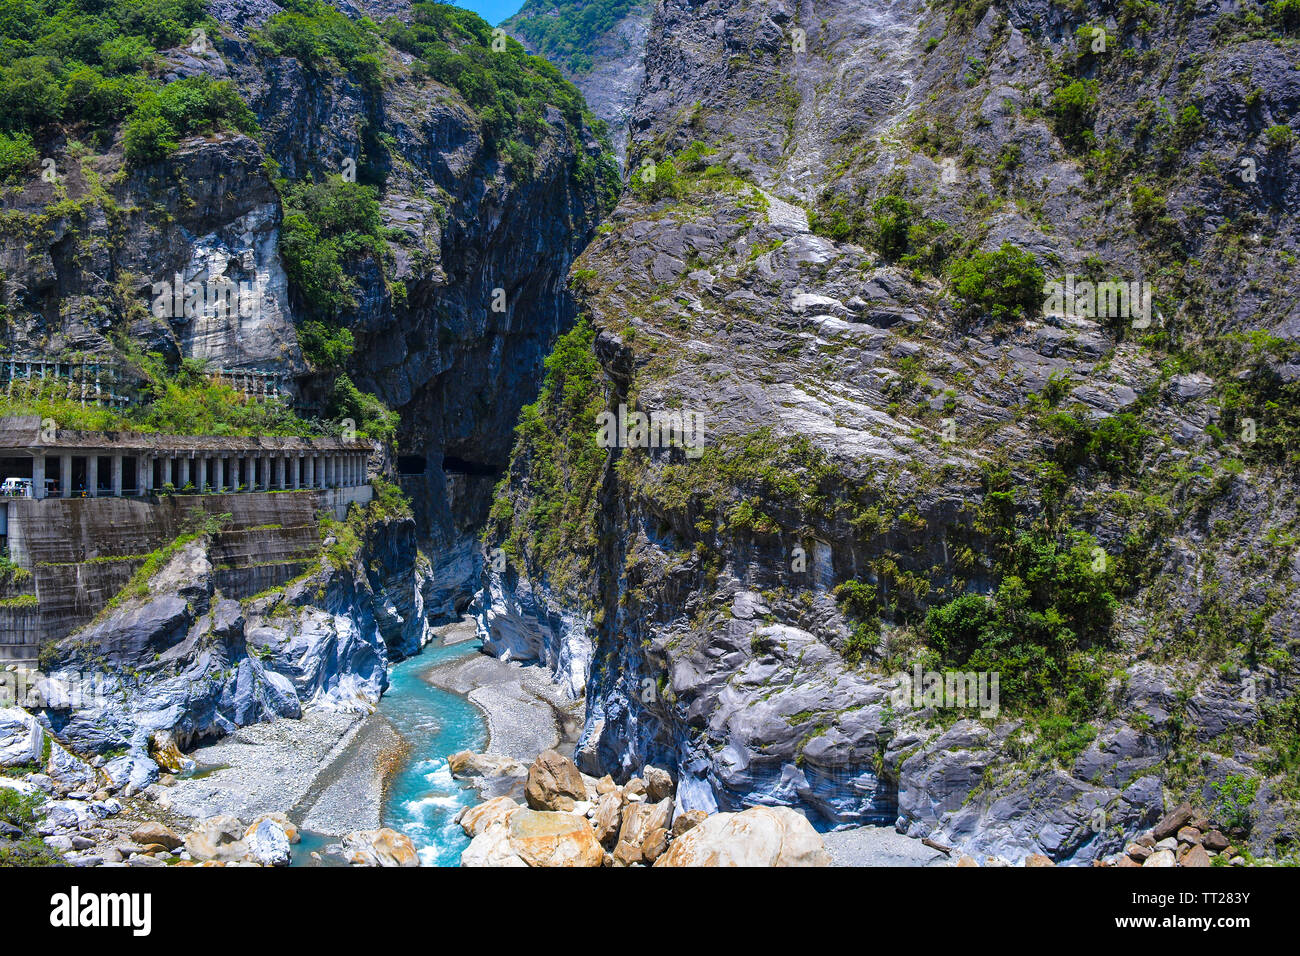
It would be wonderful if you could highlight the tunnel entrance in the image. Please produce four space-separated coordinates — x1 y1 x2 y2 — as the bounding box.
440 456 501 478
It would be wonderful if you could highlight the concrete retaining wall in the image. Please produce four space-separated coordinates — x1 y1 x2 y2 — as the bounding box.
1 487 375 663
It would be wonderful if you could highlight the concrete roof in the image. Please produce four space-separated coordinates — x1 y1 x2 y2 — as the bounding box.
0 416 369 454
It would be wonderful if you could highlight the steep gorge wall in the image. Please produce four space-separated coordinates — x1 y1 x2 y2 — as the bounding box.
480 0 1300 862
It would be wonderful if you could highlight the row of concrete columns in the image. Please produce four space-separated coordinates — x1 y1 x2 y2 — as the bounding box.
26 451 368 500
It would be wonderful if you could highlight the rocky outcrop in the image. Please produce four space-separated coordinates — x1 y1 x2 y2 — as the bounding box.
34 501 430 791
0 707 44 767
654 806 832 868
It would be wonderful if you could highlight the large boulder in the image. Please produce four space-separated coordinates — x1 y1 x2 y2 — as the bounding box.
448 750 529 799
507 809 604 867
185 815 248 862
524 750 587 812
461 821 528 867
655 807 831 867
131 822 184 851
644 765 675 802
341 828 419 867
246 813 299 845
591 791 622 845
245 818 292 867
0 707 43 767
457 796 520 837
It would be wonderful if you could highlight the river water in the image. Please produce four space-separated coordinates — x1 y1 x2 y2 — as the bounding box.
378 635 488 866
292 633 488 867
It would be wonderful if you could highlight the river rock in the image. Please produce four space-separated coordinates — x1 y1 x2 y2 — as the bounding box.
0 707 43 767
458 796 520 837
131 822 183 851
1150 802 1194 841
507 809 603 867
245 818 291 867
642 827 669 862
449 750 528 779
246 813 299 844
341 828 420 867
1143 849 1177 867
1025 853 1055 867
644 765 675 802
1203 829 1230 852
612 839 643 866
461 820 528 867
524 750 587 812
1180 844 1212 867
672 809 708 838
655 806 831 867
592 792 622 845
185 815 248 863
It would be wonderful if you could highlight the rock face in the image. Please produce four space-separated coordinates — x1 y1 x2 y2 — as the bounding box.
479 0 1300 865
0 708 44 768
505 0 652 165
654 807 831 868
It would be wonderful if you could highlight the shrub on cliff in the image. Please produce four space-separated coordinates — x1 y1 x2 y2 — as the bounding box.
946 242 1044 324
280 174 387 318
124 75 258 164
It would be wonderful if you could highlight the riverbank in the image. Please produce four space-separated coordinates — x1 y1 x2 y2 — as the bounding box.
425 623 583 761
165 709 372 832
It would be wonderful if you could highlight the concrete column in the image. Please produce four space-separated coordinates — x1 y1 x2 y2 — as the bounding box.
291 455 301 490
110 454 123 497
140 455 151 494
214 456 224 494
60 453 71 498
32 453 45 500
162 457 172 489
272 455 283 491
87 456 98 497
304 455 315 489
242 455 252 491
261 455 272 490
179 457 190 490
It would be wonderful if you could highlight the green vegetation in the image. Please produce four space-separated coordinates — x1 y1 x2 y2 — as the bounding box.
506 0 645 75
0 788 61 866
123 74 258 164
1050 79 1099 150
810 189 949 271
0 352 324 437
0 131 38 182
0 1 256 161
328 374 399 441
488 317 606 590
1211 773 1259 835
384 2 609 156
945 242 1044 323
280 174 388 323
920 531 1117 717
254 0 383 86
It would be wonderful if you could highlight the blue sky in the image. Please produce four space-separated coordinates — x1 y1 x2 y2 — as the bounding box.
451 0 526 26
